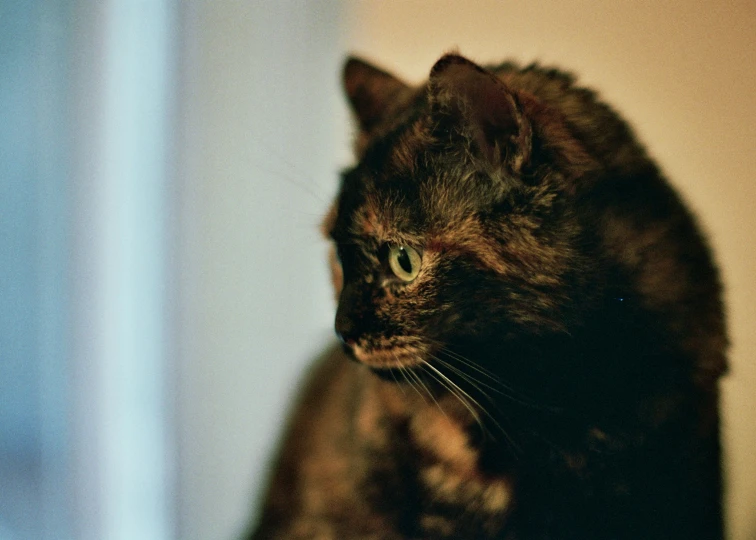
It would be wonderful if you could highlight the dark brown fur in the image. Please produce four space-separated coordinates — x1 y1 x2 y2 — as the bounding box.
250 54 727 539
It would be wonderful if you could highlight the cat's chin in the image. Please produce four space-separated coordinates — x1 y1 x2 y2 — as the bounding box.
344 342 427 370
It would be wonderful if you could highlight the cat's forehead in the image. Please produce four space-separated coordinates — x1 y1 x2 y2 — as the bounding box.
337 172 425 244
330 173 489 250
329 110 507 243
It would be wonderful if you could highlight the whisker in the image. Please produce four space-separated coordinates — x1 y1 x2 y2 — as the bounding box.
247 130 332 203
427 356 523 454
407 367 432 404
398 364 426 403
436 356 551 413
248 163 328 205
428 342 562 414
420 365 481 437
409 365 450 419
432 344 503 384
433 356 502 399
423 338 513 392
387 365 407 396
421 360 490 440
396 365 412 387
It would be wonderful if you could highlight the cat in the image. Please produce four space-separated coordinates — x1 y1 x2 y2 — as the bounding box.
249 53 727 539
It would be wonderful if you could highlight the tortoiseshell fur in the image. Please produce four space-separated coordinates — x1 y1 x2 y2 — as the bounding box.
251 54 727 540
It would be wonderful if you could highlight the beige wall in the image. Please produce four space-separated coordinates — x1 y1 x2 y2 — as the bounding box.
344 2 756 538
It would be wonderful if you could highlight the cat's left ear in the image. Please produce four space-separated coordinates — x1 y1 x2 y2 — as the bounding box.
428 54 531 173
343 56 411 135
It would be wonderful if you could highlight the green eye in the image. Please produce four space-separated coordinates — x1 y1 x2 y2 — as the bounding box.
388 244 422 282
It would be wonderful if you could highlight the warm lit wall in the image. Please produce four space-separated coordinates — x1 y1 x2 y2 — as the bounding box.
342 2 756 538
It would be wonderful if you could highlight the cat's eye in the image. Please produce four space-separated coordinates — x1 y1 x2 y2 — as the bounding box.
387 244 422 282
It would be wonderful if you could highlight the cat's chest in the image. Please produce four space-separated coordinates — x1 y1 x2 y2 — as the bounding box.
408 405 514 537
356 376 515 537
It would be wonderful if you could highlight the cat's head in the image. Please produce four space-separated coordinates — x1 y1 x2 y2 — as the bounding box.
325 54 598 373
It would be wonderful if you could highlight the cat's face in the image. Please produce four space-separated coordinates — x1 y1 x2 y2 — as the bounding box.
326 55 594 373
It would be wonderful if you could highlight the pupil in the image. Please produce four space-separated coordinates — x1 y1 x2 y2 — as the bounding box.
398 248 412 273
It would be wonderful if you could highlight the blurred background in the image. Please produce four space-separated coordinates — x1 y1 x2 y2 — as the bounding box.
1 1 754 539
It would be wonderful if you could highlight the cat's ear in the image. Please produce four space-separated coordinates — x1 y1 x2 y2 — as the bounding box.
343 56 410 134
428 54 531 173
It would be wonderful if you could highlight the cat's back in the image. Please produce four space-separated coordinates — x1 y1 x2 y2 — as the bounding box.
490 61 646 170
493 59 726 381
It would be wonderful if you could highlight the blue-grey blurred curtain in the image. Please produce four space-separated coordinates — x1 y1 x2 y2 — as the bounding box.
0 1 177 539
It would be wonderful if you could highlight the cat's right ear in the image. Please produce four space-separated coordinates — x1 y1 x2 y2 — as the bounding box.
428 54 531 174
343 57 410 135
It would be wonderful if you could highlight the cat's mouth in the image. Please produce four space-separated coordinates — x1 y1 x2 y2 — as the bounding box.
346 342 427 369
